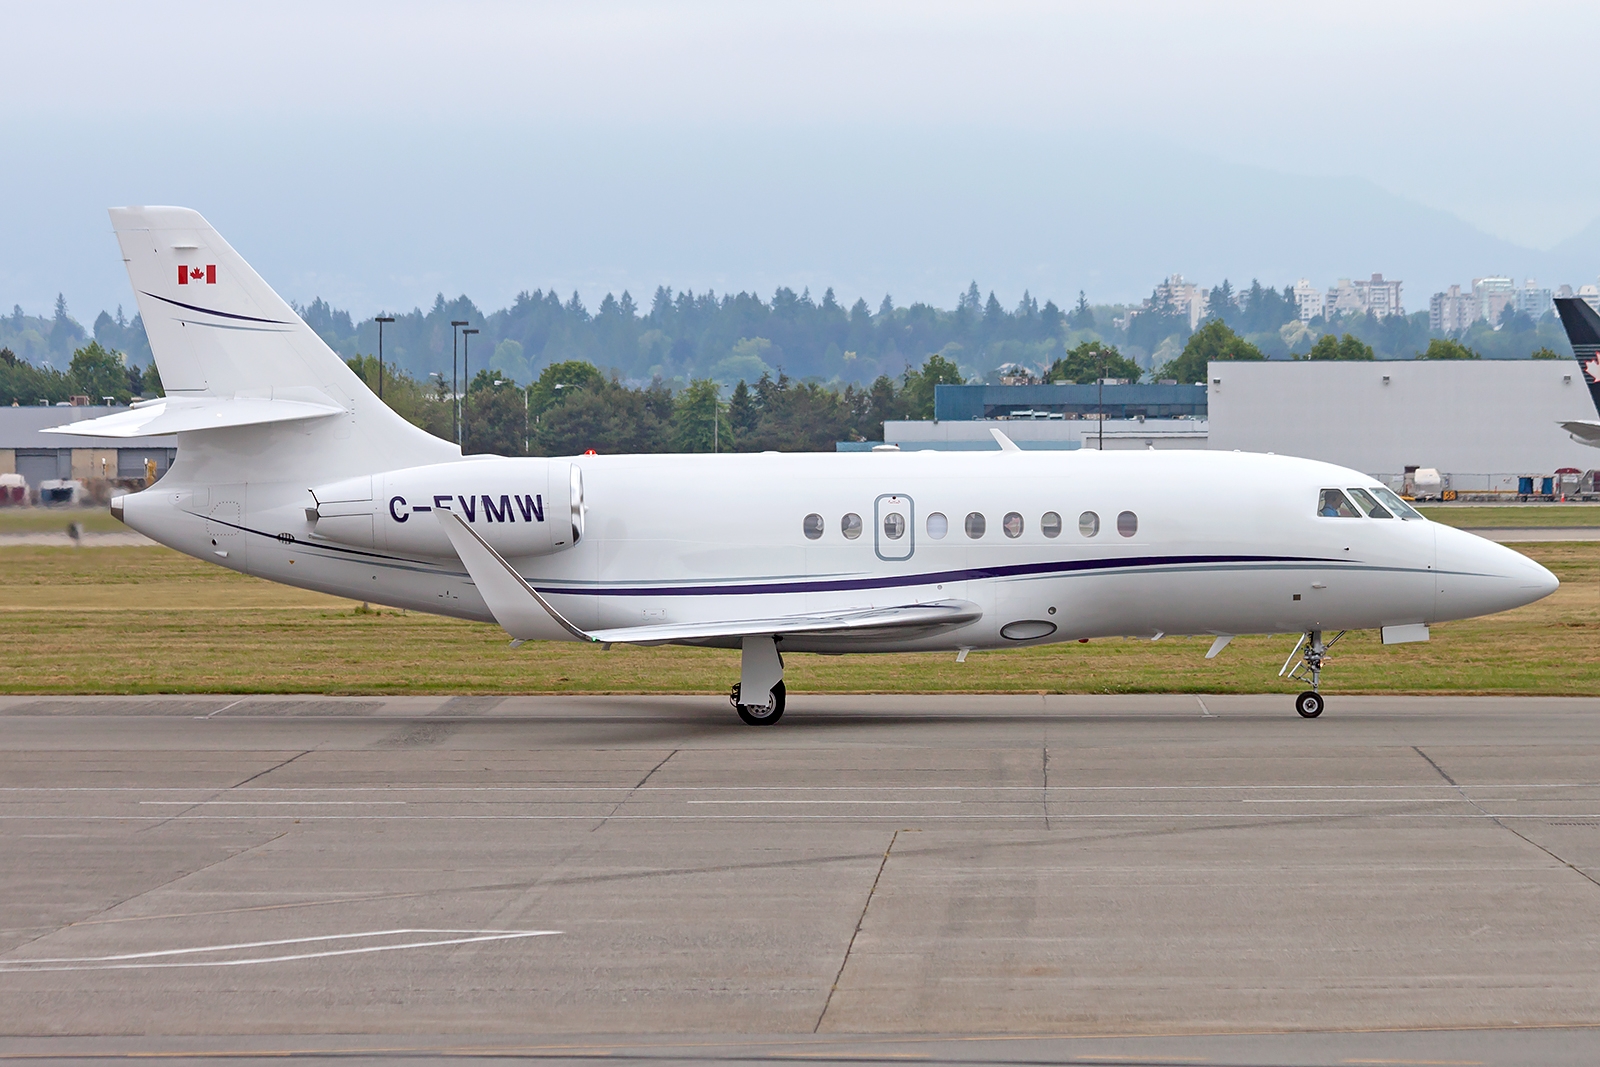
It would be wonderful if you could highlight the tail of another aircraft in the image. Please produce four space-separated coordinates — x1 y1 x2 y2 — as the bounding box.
1555 296 1600 419
106 206 455 477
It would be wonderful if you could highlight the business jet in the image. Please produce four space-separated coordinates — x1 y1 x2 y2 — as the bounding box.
51 207 1558 723
1555 296 1600 447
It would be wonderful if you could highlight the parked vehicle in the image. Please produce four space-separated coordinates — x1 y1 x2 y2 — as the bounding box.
0 473 25 505
37 479 85 506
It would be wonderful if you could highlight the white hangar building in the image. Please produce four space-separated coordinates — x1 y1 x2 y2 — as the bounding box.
1205 359 1600 492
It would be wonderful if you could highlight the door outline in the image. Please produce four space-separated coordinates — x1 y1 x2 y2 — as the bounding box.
874 493 915 562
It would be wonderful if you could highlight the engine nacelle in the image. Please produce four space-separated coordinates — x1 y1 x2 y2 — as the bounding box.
309 458 584 558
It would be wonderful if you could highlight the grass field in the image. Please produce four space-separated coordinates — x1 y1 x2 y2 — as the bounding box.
0 509 126 534
1417 504 1600 528
1 541 1595 696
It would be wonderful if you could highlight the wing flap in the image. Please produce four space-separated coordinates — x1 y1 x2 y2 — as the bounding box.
42 395 345 438
587 600 983 645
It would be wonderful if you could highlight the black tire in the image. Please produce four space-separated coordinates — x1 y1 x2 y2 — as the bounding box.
1295 690 1324 719
736 680 786 726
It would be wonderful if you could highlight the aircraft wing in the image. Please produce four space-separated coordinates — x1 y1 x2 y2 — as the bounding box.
1560 420 1600 447
435 509 981 645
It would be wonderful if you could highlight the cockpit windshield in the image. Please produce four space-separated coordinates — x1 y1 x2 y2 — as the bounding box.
1368 485 1424 520
1347 487 1391 518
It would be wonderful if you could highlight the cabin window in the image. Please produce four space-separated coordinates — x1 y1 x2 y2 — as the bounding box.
926 512 949 539
883 511 906 540
1117 510 1138 537
1317 489 1360 518
1041 511 1062 538
1346 488 1391 518
803 513 825 539
1003 512 1024 538
1079 511 1099 537
841 512 863 539
965 512 986 538
1370 485 1424 520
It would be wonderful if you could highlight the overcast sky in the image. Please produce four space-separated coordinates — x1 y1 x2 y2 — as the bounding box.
3 1 1597 321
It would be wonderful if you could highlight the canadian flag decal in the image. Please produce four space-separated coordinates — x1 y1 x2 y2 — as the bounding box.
178 265 217 285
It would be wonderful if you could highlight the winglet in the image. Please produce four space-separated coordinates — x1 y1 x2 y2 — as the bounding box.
435 510 595 642
989 427 1022 452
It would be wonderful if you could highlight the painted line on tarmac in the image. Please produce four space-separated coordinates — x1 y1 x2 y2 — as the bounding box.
3 819 1600 825
0 928 559 972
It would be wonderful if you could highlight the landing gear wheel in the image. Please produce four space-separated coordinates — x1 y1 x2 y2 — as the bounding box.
1295 690 1325 719
733 680 786 726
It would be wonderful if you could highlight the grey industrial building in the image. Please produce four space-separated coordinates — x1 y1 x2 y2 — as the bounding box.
0 406 175 499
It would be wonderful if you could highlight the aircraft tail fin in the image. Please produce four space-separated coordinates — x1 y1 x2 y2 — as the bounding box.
109 206 454 474
1555 296 1600 418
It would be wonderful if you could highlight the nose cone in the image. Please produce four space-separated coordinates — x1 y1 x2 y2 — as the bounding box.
1433 523 1558 621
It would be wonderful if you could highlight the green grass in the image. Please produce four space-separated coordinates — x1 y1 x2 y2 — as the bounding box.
1417 505 1600 528
0 508 125 534
1 542 1595 696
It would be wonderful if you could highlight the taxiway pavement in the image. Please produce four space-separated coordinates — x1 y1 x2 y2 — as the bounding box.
2 693 1598 1064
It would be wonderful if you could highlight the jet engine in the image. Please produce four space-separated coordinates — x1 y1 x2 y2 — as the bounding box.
308 458 584 558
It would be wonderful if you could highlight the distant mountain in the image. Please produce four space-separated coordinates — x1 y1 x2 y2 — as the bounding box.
2 124 1595 325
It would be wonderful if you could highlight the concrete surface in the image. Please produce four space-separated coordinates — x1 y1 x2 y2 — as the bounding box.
1 693 1598 1065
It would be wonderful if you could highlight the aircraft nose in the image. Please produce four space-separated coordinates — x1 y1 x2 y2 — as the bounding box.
1433 523 1558 621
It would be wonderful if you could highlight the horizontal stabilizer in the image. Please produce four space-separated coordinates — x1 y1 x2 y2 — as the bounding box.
1560 420 1600 447
42 395 345 438
436 509 982 645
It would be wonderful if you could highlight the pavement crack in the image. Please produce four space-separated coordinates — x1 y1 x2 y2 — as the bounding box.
1414 745 1600 892
815 828 898 1033
231 749 315 789
137 749 315 833
1 831 290 959
591 749 678 831
1412 745 1458 786
1042 742 1051 830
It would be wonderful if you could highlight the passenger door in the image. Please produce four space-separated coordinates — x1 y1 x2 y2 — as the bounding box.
874 494 914 562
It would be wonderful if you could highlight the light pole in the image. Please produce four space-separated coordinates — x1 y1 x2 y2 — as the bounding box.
449 320 468 446
461 328 479 454
1097 346 1106 451
374 315 394 400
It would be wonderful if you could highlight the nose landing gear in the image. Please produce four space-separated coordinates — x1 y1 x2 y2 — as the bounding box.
1280 629 1345 718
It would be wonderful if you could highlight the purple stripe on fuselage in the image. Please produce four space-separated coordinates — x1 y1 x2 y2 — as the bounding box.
539 554 1329 598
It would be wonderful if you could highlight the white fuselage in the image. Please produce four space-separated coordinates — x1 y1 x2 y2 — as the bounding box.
119 444 1556 652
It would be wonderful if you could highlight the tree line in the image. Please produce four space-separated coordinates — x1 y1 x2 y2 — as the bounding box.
0 342 159 407
342 353 968 456
2 272 1578 414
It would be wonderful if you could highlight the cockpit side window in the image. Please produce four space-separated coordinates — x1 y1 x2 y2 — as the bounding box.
1369 485 1424 520
1347 488 1391 518
1317 488 1361 517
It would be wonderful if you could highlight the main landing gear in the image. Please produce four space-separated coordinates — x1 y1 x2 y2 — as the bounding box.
730 635 786 726
1280 629 1345 719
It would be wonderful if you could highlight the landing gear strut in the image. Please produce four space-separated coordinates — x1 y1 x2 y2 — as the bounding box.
1280 629 1345 719
731 635 785 726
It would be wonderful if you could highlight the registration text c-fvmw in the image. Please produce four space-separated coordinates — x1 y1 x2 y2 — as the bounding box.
56 208 1560 723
